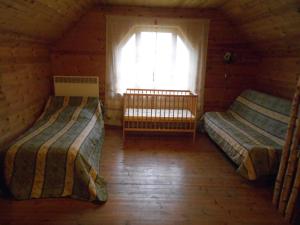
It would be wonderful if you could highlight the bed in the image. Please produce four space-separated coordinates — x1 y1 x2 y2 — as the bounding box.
123 89 198 141
0 76 107 203
204 89 290 180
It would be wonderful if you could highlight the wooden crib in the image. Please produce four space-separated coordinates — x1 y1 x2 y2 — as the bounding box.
123 89 198 141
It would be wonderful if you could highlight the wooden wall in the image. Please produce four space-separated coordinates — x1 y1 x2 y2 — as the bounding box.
51 5 259 113
0 0 98 42
0 32 51 148
51 10 106 100
205 26 259 111
255 57 300 100
221 0 300 100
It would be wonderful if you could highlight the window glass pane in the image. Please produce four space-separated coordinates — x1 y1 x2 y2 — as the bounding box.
137 32 156 88
174 36 190 90
119 34 136 92
155 32 173 89
119 30 190 91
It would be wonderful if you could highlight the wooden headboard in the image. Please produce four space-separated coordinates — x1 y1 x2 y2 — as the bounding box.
53 76 99 97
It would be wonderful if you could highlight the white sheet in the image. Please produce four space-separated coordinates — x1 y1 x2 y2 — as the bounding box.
124 108 195 119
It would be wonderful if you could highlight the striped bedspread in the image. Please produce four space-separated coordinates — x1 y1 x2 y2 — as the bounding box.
204 90 291 180
0 96 107 203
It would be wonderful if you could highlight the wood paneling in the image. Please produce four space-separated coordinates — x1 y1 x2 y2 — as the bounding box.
256 57 300 100
51 9 106 101
0 128 290 225
100 0 226 8
220 1 300 101
0 32 51 148
0 0 98 42
221 0 300 56
0 0 299 57
51 5 259 111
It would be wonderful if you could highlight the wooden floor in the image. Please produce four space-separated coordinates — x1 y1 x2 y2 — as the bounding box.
0 127 289 225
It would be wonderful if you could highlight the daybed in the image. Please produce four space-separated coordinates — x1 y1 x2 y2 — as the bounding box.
0 96 107 203
204 90 291 180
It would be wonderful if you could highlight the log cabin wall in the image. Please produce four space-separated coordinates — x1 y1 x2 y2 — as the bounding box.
0 0 97 148
255 57 300 100
51 5 260 112
0 32 51 148
221 0 300 100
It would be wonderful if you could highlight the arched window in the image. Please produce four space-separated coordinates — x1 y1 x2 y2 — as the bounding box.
106 16 209 125
117 27 191 92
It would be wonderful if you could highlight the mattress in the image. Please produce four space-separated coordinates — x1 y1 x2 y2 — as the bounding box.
124 108 195 120
0 96 107 203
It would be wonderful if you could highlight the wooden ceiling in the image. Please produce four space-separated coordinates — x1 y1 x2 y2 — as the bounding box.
99 0 226 8
0 0 299 56
0 0 98 41
221 0 300 56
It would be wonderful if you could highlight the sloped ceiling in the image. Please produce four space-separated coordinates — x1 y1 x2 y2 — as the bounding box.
221 0 300 56
0 0 299 55
0 0 98 41
99 0 226 8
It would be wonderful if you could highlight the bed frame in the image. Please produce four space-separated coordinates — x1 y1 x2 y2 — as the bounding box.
123 88 198 141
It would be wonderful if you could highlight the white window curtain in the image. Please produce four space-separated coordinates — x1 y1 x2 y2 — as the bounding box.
106 16 209 125
118 28 191 92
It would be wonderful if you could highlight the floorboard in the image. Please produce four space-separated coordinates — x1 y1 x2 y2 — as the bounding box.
0 127 289 225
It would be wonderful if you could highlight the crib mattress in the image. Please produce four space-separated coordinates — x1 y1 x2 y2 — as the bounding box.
124 108 195 120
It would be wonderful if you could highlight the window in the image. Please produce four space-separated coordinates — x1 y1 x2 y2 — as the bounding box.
106 16 209 125
118 30 190 92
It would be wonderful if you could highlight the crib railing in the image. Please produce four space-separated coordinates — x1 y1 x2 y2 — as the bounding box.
123 88 198 141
